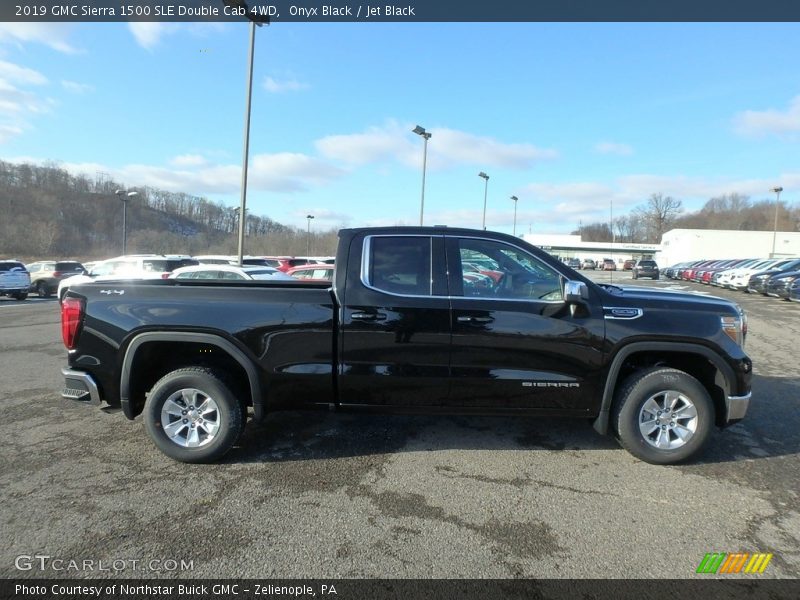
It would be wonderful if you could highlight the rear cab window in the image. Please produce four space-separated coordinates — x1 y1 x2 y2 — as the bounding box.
365 236 432 296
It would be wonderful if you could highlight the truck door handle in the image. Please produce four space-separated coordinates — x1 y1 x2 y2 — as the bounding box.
457 315 493 324
351 312 387 321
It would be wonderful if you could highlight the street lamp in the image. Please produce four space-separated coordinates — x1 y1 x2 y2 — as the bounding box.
115 189 138 255
478 171 489 230
510 195 519 236
306 214 314 255
221 0 270 267
770 186 783 258
412 125 432 226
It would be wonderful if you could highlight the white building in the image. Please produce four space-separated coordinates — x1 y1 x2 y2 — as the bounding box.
522 233 660 266
659 229 800 266
523 229 800 268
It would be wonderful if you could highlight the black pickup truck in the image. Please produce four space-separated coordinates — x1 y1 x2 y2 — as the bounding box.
61 227 752 464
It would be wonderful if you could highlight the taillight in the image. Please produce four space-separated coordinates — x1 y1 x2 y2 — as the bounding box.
161 273 170 279
53 271 62 278
61 297 84 349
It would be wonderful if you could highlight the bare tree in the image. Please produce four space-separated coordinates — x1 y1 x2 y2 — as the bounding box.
698 193 751 229
637 193 683 242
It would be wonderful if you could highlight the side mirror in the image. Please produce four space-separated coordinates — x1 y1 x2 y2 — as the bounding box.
564 280 589 304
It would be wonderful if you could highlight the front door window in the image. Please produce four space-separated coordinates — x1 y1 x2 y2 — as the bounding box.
457 238 563 301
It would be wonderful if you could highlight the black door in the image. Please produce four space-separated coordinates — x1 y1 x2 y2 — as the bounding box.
338 234 452 407
446 236 605 413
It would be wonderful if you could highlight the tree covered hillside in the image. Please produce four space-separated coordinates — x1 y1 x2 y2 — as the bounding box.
0 160 339 260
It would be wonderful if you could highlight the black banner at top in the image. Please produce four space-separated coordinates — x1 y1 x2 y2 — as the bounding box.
2 0 800 23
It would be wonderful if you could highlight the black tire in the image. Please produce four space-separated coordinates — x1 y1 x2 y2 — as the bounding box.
653 274 659 280
13 292 28 300
143 367 245 463
37 282 51 298
612 367 714 465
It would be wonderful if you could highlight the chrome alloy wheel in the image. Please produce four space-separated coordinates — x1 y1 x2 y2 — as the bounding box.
160 388 221 448
638 390 698 450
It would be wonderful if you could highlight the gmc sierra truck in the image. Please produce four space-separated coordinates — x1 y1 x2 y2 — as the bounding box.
60 227 752 464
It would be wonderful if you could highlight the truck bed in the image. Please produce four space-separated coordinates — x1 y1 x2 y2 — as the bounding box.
68 278 338 415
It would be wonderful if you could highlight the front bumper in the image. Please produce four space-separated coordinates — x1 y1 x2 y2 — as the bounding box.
61 367 101 405
726 391 751 423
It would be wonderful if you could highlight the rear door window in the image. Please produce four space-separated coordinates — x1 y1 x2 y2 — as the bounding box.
221 271 246 280
367 236 432 296
143 260 169 272
313 268 333 280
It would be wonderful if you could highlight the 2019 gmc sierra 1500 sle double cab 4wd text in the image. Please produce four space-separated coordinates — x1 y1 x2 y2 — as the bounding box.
60 227 751 464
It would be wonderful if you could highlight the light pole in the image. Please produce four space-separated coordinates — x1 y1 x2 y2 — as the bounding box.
609 197 614 283
222 0 269 267
478 171 489 230
510 195 518 236
115 189 138 255
770 186 783 258
412 125 432 226
306 214 314 255
233 206 246 238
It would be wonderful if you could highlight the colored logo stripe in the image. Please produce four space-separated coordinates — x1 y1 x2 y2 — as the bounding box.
697 553 726 573
719 553 749 573
744 553 773 574
697 552 773 574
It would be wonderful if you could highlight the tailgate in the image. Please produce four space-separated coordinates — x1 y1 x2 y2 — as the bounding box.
1 272 29 289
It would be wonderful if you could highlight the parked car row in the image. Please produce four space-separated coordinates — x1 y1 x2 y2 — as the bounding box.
558 257 654 272
192 255 334 272
663 257 800 302
0 253 337 302
170 263 335 283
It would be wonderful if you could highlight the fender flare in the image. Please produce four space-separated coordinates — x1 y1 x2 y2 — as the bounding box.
593 341 734 435
120 331 264 422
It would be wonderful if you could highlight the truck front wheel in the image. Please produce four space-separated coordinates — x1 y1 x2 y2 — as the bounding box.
612 367 714 465
144 367 244 463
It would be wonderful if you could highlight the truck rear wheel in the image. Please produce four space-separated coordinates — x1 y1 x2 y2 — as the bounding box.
612 367 714 465
143 367 244 463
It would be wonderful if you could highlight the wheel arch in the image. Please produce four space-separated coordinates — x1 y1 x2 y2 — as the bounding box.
593 342 734 435
120 332 264 423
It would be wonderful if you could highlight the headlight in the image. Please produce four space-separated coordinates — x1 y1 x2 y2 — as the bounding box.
721 313 745 347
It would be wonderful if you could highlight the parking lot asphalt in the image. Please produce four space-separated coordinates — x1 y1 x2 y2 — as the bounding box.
0 276 798 580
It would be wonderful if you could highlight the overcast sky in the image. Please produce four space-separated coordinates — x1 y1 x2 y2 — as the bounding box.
0 21 798 234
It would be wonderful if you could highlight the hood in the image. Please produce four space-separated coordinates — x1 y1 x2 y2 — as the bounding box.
600 283 741 313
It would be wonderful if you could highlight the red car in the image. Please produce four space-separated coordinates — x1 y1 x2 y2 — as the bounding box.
263 256 317 273
602 259 617 271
